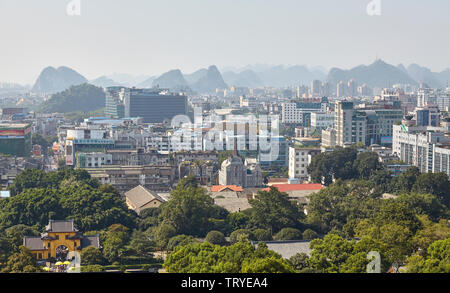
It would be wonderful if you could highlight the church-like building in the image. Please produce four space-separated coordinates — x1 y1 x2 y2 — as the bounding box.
23 220 100 261
218 153 262 188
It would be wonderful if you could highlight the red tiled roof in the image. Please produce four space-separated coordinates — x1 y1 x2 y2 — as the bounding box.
262 184 323 192
211 185 243 192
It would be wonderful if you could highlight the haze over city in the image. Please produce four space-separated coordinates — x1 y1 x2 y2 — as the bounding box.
0 0 449 84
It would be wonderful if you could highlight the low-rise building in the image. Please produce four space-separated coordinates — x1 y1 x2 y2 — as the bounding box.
86 165 176 194
125 185 166 215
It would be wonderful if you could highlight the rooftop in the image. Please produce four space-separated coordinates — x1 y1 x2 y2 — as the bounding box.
125 185 166 210
263 184 324 193
45 220 78 233
211 185 243 192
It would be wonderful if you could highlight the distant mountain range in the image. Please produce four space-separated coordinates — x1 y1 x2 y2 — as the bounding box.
403 64 450 89
327 60 418 88
27 61 450 96
32 66 87 94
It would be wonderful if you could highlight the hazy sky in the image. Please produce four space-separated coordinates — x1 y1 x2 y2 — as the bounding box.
0 0 449 84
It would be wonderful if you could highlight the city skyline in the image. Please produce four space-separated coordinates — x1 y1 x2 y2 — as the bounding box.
0 0 449 84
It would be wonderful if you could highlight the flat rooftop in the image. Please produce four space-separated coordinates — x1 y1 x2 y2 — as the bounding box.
0 123 31 129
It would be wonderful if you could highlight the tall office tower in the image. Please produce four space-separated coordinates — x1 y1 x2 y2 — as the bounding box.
106 87 187 123
296 85 309 98
415 106 441 127
105 86 126 119
358 83 372 96
437 91 450 112
417 87 437 107
337 81 346 97
335 101 367 146
347 79 357 97
311 80 323 97
322 81 331 97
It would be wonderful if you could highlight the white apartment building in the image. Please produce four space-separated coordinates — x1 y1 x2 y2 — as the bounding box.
281 102 327 124
282 103 303 124
321 128 337 148
392 123 450 176
288 146 321 181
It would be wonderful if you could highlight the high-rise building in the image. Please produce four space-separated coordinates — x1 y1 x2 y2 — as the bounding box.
0 123 32 157
332 101 402 147
415 106 441 127
335 101 366 146
106 87 187 123
105 86 126 119
311 80 322 97
347 79 357 97
393 123 450 176
337 81 346 97
417 87 437 108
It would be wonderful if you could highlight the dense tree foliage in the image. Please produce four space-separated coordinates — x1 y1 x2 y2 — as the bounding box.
81 247 105 266
1 246 42 273
157 177 229 238
274 228 303 241
164 240 295 273
38 83 106 113
406 238 450 273
306 234 391 273
306 180 381 234
1 170 136 232
248 187 305 233
307 147 358 185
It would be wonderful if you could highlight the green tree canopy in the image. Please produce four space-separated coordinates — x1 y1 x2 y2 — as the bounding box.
1 246 42 273
248 187 305 233
164 240 294 273
274 228 303 241
205 231 227 246
158 183 229 237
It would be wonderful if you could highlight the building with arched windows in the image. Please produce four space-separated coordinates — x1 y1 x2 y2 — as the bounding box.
23 220 100 261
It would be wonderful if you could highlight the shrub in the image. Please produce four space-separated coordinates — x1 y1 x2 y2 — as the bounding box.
205 231 227 245
167 235 197 251
302 229 320 240
274 228 302 241
229 229 254 243
80 247 104 265
252 229 273 241
81 265 104 272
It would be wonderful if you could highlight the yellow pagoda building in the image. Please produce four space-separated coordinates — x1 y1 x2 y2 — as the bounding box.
23 220 100 261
